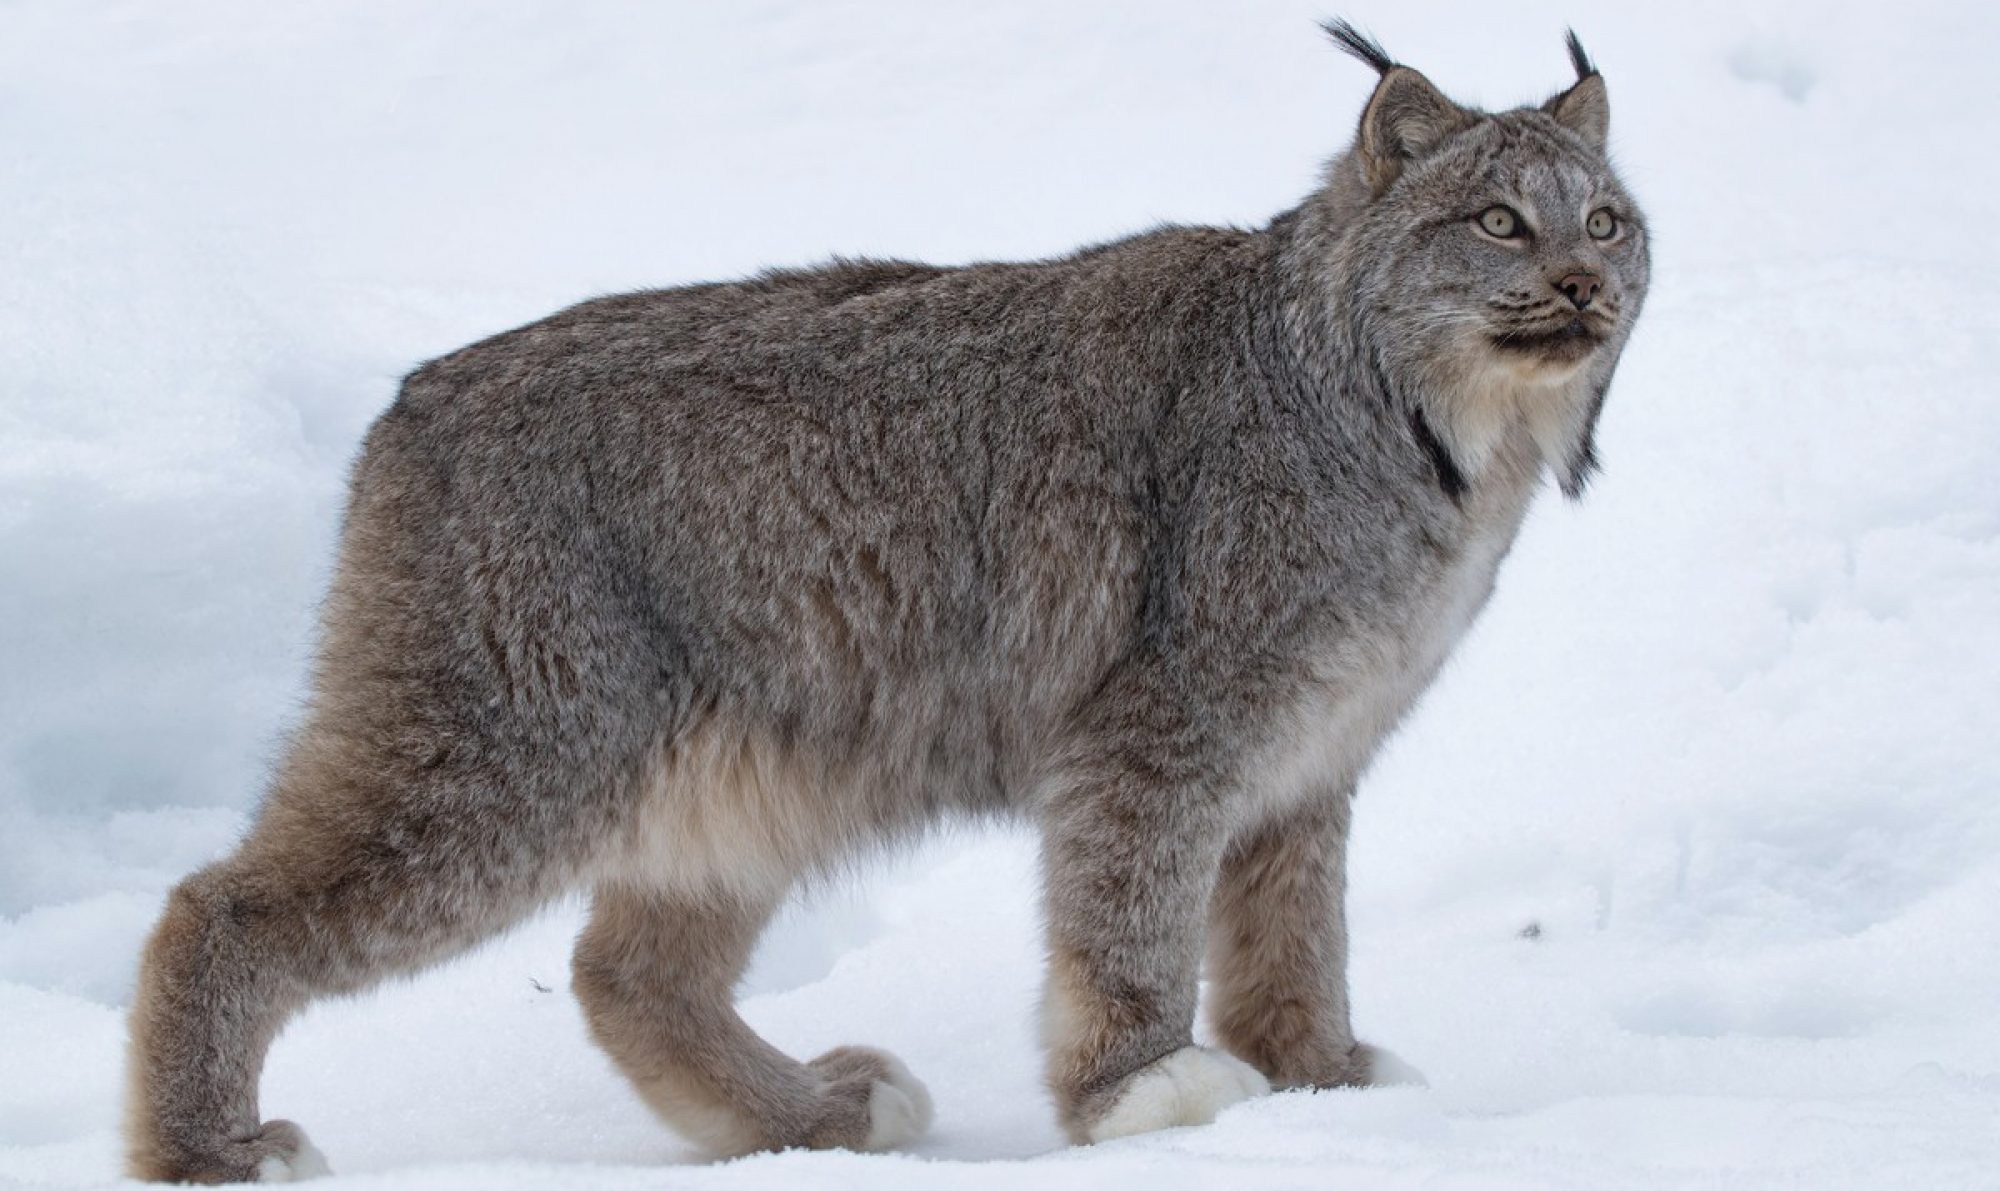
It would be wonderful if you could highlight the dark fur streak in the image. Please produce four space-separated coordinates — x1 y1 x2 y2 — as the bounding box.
1408 410 1467 502
1559 375 1613 500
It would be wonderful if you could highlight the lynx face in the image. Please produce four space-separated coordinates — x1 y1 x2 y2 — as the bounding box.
1382 115 1650 387
1322 24 1651 494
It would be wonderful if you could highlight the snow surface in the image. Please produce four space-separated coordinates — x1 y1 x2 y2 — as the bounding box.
5 1 2000 1187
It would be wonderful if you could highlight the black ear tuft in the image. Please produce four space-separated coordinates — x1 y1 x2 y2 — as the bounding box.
1322 18 1395 76
1545 31 1610 149
1564 30 1598 81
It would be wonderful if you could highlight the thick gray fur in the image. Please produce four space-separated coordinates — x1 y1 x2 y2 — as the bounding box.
125 25 1648 1180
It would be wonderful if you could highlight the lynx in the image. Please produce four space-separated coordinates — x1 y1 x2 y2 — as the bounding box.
125 22 1647 1181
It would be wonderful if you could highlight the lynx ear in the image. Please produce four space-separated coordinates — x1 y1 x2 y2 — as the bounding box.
1323 20 1474 193
1357 69 1475 190
1544 31 1609 149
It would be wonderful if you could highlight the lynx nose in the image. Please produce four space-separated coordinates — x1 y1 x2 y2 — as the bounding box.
1555 272 1602 310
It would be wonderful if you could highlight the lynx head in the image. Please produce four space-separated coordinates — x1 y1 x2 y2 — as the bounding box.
1316 21 1650 498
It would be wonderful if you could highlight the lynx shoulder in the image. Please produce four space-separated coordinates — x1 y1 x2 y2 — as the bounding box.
124 22 1646 1180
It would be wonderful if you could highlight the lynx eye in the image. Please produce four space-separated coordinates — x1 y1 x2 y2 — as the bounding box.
1587 208 1618 240
1477 206 1522 238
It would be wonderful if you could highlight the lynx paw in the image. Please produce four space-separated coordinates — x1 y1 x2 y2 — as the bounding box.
1087 1046 1271 1143
1356 1042 1428 1088
859 1051 934 1151
247 1120 330 1183
806 1046 935 1152
135 1119 330 1184
258 1135 332 1183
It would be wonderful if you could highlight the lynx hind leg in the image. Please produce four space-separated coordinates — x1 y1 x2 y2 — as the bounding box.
123 734 594 1183
572 883 933 1156
126 532 647 1177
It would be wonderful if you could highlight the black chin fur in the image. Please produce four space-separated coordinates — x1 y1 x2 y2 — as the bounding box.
1490 319 1605 364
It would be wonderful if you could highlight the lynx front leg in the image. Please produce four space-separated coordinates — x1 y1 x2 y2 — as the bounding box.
1207 792 1421 1089
1038 757 1270 1143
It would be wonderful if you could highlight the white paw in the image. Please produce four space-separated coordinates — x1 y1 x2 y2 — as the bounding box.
1088 1046 1271 1143
253 1128 330 1182
859 1051 935 1151
1359 1043 1428 1088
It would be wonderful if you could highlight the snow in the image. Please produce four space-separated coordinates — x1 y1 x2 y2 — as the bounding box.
4 0 1999 1187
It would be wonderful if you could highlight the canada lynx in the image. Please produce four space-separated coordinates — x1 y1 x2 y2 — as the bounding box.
126 23 1647 1181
